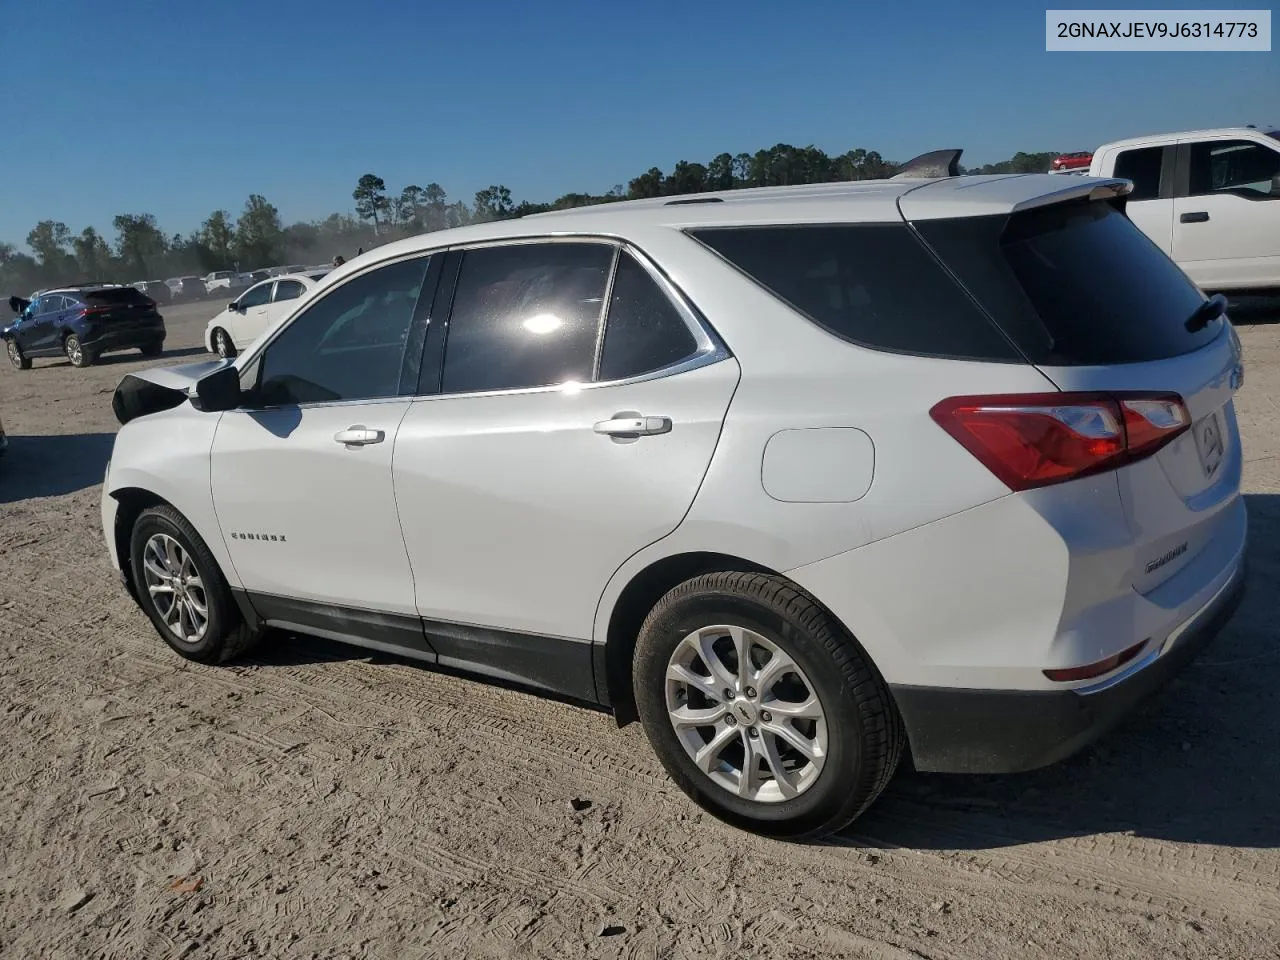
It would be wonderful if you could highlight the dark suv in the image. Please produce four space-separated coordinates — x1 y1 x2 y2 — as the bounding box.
4 286 166 369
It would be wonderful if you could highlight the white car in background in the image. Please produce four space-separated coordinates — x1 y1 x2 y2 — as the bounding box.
202 271 252 295
203 270 330 358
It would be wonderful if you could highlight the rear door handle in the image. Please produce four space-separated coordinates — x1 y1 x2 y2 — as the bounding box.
334 425 385 446
593 415 672 437
1180 211 1210 223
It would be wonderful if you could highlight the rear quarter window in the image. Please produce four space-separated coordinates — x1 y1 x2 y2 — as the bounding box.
687 224 1019 361
914 200 1217 366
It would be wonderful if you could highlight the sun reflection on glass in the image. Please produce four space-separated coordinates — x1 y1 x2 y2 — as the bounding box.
522 313 562 335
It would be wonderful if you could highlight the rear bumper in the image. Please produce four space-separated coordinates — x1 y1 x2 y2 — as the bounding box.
891 560 1247 773
83 326 165 352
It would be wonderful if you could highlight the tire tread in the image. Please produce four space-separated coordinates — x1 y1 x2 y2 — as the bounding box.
638 571 905 837
133 504 263 664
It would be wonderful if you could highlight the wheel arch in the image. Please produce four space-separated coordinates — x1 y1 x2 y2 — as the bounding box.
600 550 885 726
110 486 172 604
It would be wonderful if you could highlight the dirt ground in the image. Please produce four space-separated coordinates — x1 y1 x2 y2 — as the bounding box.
1 297 1278 960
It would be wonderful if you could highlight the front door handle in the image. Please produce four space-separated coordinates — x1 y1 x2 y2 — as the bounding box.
593 415 672 437
1180 211 1210 223
334 425 385 446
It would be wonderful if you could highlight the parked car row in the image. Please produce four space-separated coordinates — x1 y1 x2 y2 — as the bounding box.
131 266 335 305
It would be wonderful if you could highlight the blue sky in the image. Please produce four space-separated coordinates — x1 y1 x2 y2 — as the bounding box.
3 0 1276 248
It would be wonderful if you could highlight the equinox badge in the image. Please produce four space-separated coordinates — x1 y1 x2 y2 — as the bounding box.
1145 542 1187 574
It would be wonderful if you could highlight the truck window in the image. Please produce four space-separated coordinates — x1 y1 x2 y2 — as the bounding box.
1113 147 1163 201
1188 139 1280 199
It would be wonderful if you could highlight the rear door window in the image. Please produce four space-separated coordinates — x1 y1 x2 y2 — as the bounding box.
915 199 1217 366
689 224 1018 361
441 242 613 394
273 280 305 303
1112 147 1164 201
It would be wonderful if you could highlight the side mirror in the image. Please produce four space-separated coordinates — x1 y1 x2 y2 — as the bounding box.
228 301 240 312
192 363 242 412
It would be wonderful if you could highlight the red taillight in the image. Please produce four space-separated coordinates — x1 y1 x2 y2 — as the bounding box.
1044 638 1148 682
81 304 111 316
930 391 1191 491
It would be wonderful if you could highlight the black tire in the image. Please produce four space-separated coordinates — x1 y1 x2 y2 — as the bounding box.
129 504 264 664
6 338 31 370
64 334 94 368
212 328 236 359
633 572 904 839
140 340 165 358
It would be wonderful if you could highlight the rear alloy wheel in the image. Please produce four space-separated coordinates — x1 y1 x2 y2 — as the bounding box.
129 505 264 664
6 338 31 370
64 334 94 368
633 572 904 838
213 328 236 359
664 624 830 802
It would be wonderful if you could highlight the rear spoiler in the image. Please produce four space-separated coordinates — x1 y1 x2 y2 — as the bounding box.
898 173 1134 221
892 147 1135 214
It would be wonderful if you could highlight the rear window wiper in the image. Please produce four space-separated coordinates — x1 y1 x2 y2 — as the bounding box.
1185 293 1227 333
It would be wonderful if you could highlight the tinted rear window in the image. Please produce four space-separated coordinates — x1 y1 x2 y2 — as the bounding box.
688 224 1018 361
915 200 1217 366
85 287 152 305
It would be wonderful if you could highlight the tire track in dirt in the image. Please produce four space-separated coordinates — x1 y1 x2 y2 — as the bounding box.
7 590 1280 943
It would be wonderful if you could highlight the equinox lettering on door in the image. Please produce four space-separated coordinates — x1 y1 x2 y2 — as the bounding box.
229 532 288 542
1144 542 1188 574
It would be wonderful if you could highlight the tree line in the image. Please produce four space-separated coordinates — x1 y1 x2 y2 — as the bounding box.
0 144 1056 295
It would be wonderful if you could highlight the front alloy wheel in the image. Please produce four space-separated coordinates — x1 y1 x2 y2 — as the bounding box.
6 339 31 370
141 532 209 645
129 504 264 664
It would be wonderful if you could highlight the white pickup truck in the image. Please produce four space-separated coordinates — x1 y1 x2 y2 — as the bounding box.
1089 126 1280 293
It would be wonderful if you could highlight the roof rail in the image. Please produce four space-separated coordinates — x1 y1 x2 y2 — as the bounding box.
664 196 724 206
891 149 963 180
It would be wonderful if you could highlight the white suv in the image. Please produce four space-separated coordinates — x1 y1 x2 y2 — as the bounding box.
101 163 1247 837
